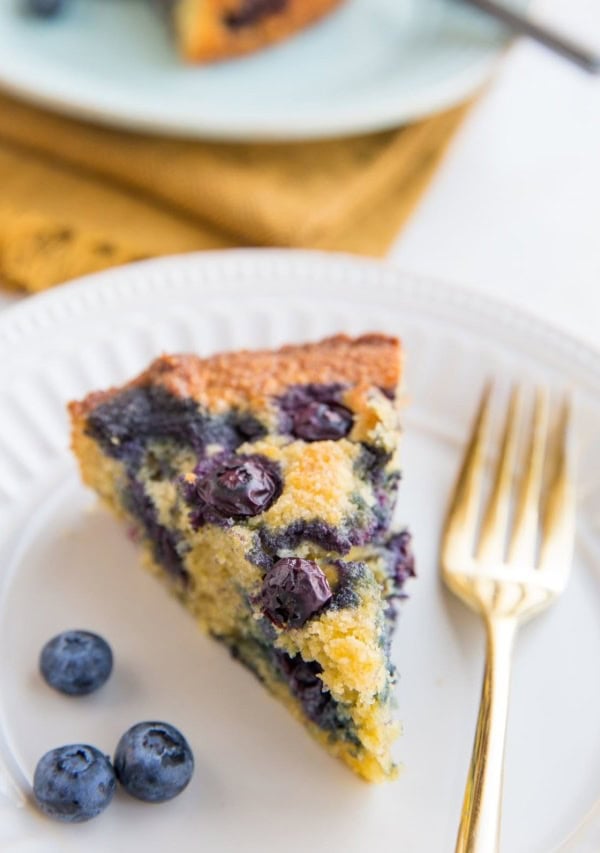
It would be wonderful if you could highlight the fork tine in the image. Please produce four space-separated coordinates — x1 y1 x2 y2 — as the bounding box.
443 383 492 558
539 397 575 575
507 388 549 566
477 387 521 563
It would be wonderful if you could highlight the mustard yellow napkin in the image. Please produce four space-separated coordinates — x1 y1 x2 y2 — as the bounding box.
0 91 471 293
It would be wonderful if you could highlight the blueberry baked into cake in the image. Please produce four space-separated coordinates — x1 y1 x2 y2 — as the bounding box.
168 0 345 62
69 334 414 782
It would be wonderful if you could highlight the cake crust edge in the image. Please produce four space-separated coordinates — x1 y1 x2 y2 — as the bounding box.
69 333 403 417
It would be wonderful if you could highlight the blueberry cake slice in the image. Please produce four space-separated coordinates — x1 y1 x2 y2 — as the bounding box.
167 0 344 62
69 334 414 782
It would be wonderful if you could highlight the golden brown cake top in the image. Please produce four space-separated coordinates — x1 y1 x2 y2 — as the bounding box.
73 334 402 417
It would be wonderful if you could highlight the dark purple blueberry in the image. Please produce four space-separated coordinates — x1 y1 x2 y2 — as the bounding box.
382 603 398 658
125 476 189 584
279 383 347 410
276 653 349 734
356 445 392 483
277 383 353 442
191 454 281 523
232 411 267 442
25 0 64 17
258 516 373 558
291 400 353 442
387 530 416 593
33 745 116 823
39 630 113 696
260 557 332 628
114 722 194 803
86 386 263 466
224 0 287 29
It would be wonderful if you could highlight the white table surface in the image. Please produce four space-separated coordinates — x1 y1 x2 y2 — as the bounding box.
390 0 600 350
1 0 599 354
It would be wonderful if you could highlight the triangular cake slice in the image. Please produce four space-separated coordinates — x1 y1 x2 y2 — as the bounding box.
69 334 414 782
167 0 344 62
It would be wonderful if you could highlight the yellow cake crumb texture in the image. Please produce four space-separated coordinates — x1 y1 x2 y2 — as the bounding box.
346 386 401 452
276 596 385 700
244 436 367 529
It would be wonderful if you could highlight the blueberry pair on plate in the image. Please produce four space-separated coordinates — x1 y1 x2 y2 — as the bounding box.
34 723 194 822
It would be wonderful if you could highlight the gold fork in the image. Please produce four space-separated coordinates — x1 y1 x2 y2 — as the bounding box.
442 386 575 853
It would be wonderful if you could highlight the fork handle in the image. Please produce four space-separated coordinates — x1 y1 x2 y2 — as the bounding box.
456 617 517 853
458 0 600 74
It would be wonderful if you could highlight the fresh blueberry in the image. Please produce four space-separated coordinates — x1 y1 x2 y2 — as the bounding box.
114 722 194 803
260 557 332 628
25 0 65 17
33 744 116 823
39 630 113 696
278 384 353 442
291 401 353 442
190 454 282 523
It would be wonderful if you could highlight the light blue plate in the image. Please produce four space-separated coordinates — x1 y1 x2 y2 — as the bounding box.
0 0 519 139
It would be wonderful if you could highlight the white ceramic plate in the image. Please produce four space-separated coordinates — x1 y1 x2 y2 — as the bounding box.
0 0 524 140
0 251 599 853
